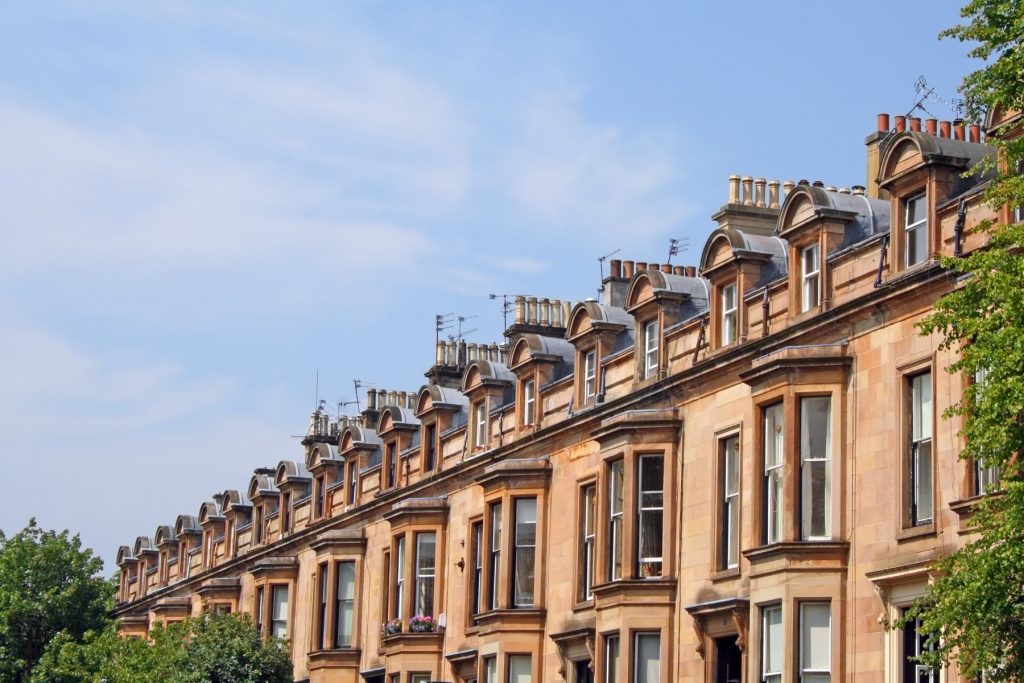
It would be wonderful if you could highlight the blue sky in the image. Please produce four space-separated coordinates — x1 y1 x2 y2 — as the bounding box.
0 1 975 569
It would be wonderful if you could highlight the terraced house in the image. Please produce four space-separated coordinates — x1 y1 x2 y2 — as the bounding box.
114 106 1023 683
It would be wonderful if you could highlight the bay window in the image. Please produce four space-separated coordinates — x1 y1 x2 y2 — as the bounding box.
800 397 832 539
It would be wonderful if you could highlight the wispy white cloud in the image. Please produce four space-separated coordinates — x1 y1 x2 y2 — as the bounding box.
503 88 691 241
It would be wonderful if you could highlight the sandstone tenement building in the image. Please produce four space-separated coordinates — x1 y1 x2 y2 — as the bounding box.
114 107 1023 683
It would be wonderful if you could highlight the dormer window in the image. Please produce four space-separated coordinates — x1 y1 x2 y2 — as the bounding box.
583 350 597 399
523 379 535 426
642 320 659 379
424 423 437 471
905 193 928 267
720 284 738 346
282 493 292 533
385 442 397 488
474 402 487 448
801 244 820 312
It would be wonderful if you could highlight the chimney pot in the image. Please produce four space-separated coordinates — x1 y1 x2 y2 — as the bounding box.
539 298 551 326
838 187 850 194
622 260 635 278
649 263 659 273
526 297 538 324
954 119 966 141
398 391 408 407
728 174 741 204
741 176 754 205
782 180 795 195
366 389 377 410
561 300 572 324
939 120 951 138
636 261 647 271
910 117 921 132
895 115 906 132
754 177 767 208
514 295 526 325
490 343 500 362
877 113 890 132
825 185 837 192
550 300 561 326
851 185 866 196
768 179 781 209
812 180 825 188
684 266 697 277
798 179 810 186
661 263 672 273
969 123 981 143
609 259 622 278
925 118 937 135
436 341 445 365
446 340 456 365
673 265 684 276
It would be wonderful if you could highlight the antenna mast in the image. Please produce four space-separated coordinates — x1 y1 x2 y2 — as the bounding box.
597 248 621 294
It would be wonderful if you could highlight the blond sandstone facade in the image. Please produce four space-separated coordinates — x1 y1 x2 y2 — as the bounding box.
114 108 1023 683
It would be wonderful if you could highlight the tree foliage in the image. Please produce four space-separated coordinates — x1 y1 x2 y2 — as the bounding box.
0 519 114 682
907 0 1024 679
32 612 293 683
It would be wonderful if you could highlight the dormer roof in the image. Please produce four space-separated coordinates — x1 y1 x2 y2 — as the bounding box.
778 185 890 250
461 360 516 393
415 385 469 416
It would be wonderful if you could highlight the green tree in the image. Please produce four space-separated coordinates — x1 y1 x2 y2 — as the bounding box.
907 0 1024 679
0 519 114 682
32 612 293 683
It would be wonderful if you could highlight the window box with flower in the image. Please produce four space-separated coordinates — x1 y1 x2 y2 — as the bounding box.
382 618 403 636
409 614 436 632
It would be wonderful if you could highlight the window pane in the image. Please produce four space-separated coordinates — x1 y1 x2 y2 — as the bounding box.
801 397 832 539
271 585 289 639
508 654 532 683
801 602 831 672
608 460 624 580
415 533 436 617
604 636 619 683
395 536 405 619
763 606 782 676
638 456 663 576
514 498 537 606
485 657 497 683
763 403 784 544
336 561 355 647
634 633 660 683
915 439 933 523
907 194 926 225
912 373 932 440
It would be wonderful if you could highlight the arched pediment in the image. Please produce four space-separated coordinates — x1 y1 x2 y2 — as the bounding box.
879 131 991 184
776 186 831 232
305 442 338 470
154 525 175 547
338 424 382 453
508 334 575 370
175 514 200 536
116 545 135 565
879 134 925 180
566 301 633 340
699 229 745 273
247 473 276 500
275 460 309 486
984 105 1021 136
197 500 223 525
133 536 155 557
460 360 515 392
626 268 709 312
377 405 419 433
415 384 468 416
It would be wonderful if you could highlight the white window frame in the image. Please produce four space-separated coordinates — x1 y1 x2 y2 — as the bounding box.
636 454 664 577
800 397 832 540
394 535 406 619
523 379 535 426
800 602 832 683
721 435 740 569
414 532 436 617
905 193 928 267
721 284 738 345
607 460 624 581
584 350 597 400
973 367 1000 494
909 372 933 526
633 632 660 683
334 560 355 647
763 403 784 544
762 604 782 683
474 401 488 448
643 319 659 379
801 243 821 312
580 484 596 601
488 502 502 610
271 584 289 639
512 498 537 607
604 634 620 683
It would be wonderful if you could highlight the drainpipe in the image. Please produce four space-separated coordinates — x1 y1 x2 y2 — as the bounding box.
954 198 967 257
873 236 889 289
